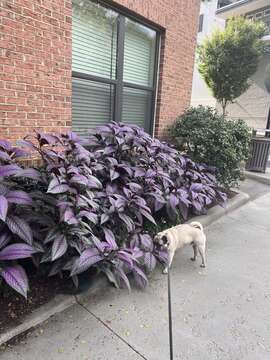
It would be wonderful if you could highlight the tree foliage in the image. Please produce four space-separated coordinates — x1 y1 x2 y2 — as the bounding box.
198 17 267 115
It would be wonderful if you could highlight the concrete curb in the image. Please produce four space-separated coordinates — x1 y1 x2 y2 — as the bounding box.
0 190 249 347
245 171 270 186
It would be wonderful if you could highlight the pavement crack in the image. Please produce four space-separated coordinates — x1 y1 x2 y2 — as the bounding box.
75 297 149 360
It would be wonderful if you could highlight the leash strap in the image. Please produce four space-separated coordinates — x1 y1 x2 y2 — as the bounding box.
167 267 174 360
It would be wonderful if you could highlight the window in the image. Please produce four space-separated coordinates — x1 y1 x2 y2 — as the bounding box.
72 0 159 136
198 14 204 33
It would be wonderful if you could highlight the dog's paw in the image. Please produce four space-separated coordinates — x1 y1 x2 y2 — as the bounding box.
200 264 206 268
163 268 168 274
190 257 196 262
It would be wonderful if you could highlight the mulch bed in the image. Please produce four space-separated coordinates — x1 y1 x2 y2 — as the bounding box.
0 271 66 336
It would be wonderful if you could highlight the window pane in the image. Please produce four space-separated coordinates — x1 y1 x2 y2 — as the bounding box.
122 87 152 129
72 78 114 135
123 19 157 87
73 0 118 79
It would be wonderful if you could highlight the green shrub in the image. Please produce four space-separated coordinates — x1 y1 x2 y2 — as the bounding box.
170 106 251 189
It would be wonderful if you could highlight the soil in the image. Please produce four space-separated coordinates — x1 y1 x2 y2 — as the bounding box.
0 271 66 336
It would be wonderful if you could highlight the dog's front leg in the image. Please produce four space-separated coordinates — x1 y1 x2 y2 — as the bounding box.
163 250 175 274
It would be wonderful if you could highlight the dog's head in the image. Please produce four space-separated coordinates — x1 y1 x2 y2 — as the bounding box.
154 233 169 248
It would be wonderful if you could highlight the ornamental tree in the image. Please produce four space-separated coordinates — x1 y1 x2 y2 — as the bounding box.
198 17 267 115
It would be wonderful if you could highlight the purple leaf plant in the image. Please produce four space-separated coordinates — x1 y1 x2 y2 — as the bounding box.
0 123 227 296
0 139 41 297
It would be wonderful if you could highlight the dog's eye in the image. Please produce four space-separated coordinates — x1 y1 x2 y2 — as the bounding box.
162 235 168 244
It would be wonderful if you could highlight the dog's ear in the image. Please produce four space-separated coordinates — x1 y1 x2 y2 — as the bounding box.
161 235 168 244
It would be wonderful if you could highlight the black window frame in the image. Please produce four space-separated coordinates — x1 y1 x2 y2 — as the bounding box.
72 0 161 135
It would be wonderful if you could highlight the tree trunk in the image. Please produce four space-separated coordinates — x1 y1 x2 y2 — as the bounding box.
221 102 227 118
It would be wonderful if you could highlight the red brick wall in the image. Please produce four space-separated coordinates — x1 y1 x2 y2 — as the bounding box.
0 0 199 141
0 0 72 141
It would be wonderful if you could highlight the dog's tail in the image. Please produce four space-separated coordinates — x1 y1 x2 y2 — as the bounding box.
190 221 203 232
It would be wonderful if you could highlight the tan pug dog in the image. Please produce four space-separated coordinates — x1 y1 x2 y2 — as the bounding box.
154 222 206 274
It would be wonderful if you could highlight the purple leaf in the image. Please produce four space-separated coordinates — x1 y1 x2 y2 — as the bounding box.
156 249 169 264
0 243 35 260
101 213 109 225
110 169 120 181
178 201 189 220
47 176 60 192
140 209 156 225
116 266 131 292
44 228 60 244
0 265 29 298
144 252 157 272
134 168 145 177
6 215 33 244
190 183 204 192
123 187 132 198
88 175 102 189
0 151 11 161
17 139 37 151
0 140 12 151
48 183 69 194
103 228 118 250
48 260 64 277
130 234 139 249
71 248 103 275
37 132 58 145
140 234 153 251
118 251 134 268
0 195 8 221
0 232 11 248
133 265 148 288
0 184 8 196
154 199 165 212
119 213 134 232
14 168 41 181
192 200 203 211
6 191 33 205
0 164 21 177
127 182 142 192
51 235 68 261
169 194 179 210
70 174 88 186
63 208 78 225
91 235 106 252
11 147 27 158
79 211 98 224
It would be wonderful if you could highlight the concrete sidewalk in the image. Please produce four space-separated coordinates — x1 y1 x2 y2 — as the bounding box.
1 179 270 360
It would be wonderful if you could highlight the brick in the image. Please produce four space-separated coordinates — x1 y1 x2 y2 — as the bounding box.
0 104 16 111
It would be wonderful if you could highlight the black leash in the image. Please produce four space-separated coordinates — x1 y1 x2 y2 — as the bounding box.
167 266 174 360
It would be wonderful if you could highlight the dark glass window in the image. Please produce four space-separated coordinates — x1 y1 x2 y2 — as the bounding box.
72 0 159 135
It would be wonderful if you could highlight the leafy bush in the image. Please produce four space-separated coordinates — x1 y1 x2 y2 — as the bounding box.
0 123 226 297
171 106 251 188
